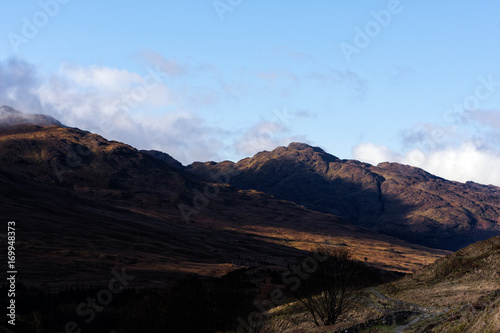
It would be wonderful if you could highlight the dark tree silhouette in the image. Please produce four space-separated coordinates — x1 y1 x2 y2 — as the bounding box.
293 246 363 326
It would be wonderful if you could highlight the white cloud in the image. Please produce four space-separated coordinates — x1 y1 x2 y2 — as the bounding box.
0 58 230 165
352 141 500 186
354 113 500 186
0 57 370 166
59 64 143 91
351 143 402 165
0 58 42 112
133 113 228 163
410 143 500 185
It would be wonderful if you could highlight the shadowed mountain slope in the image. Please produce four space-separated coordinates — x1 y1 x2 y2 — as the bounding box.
186 142 500 250
0 109 449 288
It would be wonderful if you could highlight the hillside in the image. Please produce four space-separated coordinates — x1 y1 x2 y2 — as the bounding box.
187 142 500 250
0 108 449 289
379 235 500 332
255 236 500 333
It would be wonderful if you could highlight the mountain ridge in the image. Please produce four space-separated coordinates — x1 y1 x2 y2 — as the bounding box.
0 107 450 288
186 142 500 250
2 106 498 252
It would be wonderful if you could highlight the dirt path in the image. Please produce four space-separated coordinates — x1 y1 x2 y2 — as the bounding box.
369 287 438 312
369 288 402 303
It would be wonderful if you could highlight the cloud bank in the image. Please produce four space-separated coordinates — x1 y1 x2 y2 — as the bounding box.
0 57 311 164
353 119 500 186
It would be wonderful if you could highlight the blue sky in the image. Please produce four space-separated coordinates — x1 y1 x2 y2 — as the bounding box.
1 1 500 185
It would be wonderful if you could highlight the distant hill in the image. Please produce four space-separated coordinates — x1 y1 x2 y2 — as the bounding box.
187 142 500 250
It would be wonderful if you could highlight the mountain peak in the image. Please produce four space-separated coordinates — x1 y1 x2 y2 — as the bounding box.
286 142 317 150
0 105 63 127
259 142 339 161
187 142 500 250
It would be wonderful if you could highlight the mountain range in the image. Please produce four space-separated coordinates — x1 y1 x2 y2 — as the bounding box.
1 106 499 288
187 142 500 250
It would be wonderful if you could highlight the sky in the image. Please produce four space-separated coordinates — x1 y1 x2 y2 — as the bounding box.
1 1 500 185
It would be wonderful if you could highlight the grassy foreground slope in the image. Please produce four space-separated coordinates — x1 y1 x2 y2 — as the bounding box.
248 236 499 333
380 235 500 332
